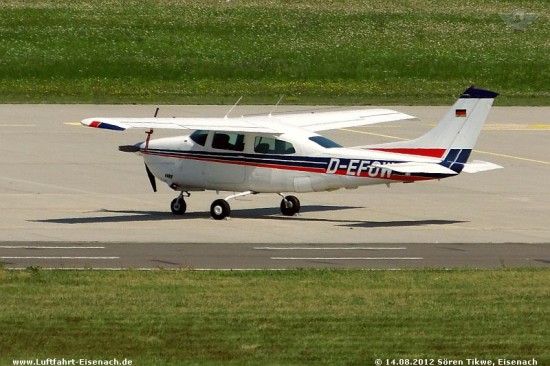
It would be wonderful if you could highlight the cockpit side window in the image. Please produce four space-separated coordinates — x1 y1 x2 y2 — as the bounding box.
254 136 296 154
190 130 208 146
212 132 245 151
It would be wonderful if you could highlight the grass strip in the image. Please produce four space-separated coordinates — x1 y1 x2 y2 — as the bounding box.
0 0 548 105
0 268 548 365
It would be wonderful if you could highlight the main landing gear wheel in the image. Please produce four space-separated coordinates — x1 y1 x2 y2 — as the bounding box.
280 195 300 216
210 199 231 220
170 198 187 215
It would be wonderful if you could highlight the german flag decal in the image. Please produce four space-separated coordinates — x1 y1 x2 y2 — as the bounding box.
455 109 467 117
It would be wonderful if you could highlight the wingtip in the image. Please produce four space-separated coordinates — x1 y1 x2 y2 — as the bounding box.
81 118 126 131
81 118 94 127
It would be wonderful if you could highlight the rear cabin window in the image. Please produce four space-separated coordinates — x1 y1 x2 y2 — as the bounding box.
254 136 296 154
212 132 245 152
309 135 342 148
190 130 208 146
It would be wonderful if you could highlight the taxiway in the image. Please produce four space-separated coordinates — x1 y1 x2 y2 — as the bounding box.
0 104 549 269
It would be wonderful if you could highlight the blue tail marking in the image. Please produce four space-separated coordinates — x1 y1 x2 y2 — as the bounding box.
441 149 472 173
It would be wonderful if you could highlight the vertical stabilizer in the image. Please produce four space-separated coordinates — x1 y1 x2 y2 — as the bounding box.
368 87 499 164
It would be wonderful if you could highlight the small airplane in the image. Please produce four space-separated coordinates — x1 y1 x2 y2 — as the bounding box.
81 86 502 220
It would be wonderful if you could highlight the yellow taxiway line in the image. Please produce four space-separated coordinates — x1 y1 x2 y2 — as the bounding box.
342 127 550 166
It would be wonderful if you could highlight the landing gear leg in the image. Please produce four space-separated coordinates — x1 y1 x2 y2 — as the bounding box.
210 191 254 220
170 191 190 215
279 194 300 216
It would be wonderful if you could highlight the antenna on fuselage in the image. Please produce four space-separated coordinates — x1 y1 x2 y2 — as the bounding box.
154 107 160 117
268 95 285 118
224 96 243 119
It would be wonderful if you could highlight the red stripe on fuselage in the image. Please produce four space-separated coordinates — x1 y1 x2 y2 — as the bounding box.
143 151 326 174
143 151 440 183
369 148 445 158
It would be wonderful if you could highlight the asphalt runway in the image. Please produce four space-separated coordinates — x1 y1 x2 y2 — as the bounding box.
0 242 548 270
1 104 549 269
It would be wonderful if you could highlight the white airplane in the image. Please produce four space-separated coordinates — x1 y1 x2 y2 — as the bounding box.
82 86 502 220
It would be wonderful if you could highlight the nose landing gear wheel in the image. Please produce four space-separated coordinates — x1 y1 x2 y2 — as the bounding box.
280 195 300 216
210 199 231 220
170 198 187 215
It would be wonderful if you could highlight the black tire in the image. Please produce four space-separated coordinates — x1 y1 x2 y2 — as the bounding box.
280 195 300 216
210 199 230 220
170 198 186 215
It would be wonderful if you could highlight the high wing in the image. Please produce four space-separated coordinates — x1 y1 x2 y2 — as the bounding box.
266 109 415 131
81 117 281 133
81 108 414 133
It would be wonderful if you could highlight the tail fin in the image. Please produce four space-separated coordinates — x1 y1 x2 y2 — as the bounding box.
368 86 499 173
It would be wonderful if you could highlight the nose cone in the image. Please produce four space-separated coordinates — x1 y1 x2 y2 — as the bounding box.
118 142 144 153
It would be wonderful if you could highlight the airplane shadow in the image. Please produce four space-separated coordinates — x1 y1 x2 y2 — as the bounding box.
340 219 466 228
31 206 466 228
31 206 352 224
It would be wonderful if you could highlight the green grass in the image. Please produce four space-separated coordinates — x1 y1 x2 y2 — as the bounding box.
0 0 548 105
1 268 549 365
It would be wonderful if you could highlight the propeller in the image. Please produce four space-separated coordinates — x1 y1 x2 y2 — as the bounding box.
144 163 157 192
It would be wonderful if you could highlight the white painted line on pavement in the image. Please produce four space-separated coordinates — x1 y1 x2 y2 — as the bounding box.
0 256 119 260
0 246 105 249
271 257 423 260
256 247 406 250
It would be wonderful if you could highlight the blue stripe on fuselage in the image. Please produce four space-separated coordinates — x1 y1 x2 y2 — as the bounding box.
144 149 330 170
142 148 463 180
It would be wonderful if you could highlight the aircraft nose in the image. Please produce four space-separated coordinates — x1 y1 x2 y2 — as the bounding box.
118 142 143 153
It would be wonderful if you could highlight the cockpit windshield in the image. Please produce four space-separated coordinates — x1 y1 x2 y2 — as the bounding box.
190 130 208 146
309 135 342 148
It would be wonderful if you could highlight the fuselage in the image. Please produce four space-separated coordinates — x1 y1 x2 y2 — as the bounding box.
140 128 444 194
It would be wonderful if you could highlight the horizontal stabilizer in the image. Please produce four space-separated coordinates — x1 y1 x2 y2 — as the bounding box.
372 162 458 175
462 160 503 173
